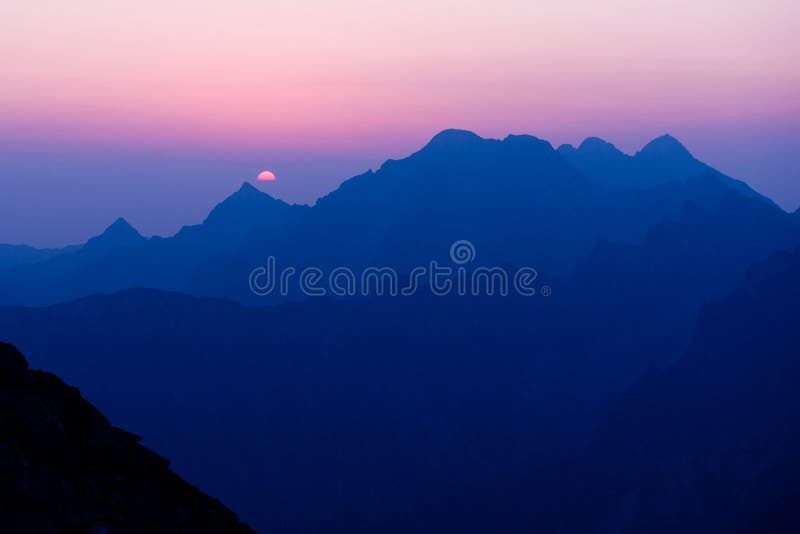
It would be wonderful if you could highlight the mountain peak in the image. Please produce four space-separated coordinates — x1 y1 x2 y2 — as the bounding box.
578 137 624 156
422 129 483 151
202 182 291 229
236 182 259 195
83 217 144 252
105 217 138 235
219 182 285 206
100 218 142 242
636 134 693 160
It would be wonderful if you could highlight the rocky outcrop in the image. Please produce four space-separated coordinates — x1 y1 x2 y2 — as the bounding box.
0 342 253 532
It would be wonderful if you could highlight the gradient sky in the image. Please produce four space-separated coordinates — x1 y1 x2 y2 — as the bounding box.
1 0 798 246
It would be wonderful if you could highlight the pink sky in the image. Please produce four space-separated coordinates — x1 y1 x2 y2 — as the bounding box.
1 1 798 245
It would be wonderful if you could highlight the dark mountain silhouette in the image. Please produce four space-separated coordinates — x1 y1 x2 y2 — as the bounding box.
0 342 252 532
1 193 798 530
552 187 800 392
3 243 799 531
578 247 800 532
0 285 607 532
400 247 800 532
0 130 784 306
305 129 594 271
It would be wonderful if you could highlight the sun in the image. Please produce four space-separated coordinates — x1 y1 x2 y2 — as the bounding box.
257 170 276 181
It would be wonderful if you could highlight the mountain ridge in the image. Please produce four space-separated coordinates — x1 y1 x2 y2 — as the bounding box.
0 129 788 306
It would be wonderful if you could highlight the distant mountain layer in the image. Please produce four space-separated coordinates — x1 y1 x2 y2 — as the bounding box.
557 133 771 202
2 246 798 531
397 247 800 532
1 216 798 531
0 243 79 270
0 130 789 306
0 289 578 531
581 247 800 532
0 342 252 532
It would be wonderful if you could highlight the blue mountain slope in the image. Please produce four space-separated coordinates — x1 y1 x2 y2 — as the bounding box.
3 243 800 531
385 247 800 532
559 133 775 206
0 130 788 306
82 217 145 254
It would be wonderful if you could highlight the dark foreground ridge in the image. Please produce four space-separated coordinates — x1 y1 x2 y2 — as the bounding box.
0 342 253 533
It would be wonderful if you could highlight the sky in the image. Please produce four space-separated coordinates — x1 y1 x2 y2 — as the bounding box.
1 0 798 246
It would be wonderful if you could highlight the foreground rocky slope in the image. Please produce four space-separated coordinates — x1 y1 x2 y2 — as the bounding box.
0 342 252 532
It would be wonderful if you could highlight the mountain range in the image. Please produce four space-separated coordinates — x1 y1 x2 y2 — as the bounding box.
2 246 798 531
0 130 790 306
1 130 799 531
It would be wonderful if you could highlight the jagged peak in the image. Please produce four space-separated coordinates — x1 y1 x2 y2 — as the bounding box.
105 217 138 233
226 182 283 202
96 218 142 241
237 182 259 194
83 217 144 251
221 182 285 205
202 182 291 227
